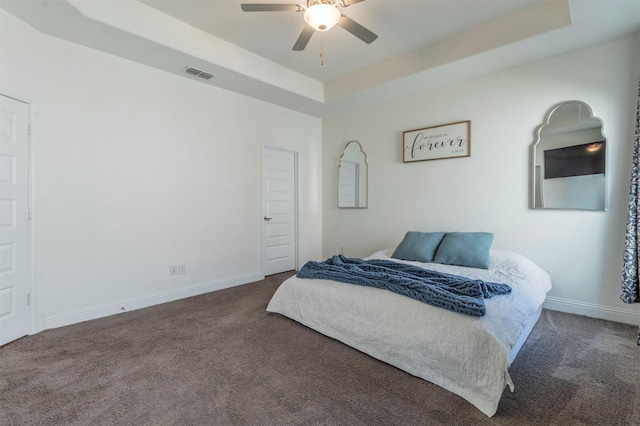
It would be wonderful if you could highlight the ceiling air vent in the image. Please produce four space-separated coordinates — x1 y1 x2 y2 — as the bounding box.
184 66 216 80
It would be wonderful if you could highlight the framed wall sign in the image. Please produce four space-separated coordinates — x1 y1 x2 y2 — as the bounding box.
403 120 471 163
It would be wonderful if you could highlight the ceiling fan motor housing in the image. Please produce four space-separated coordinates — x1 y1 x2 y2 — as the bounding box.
307 0 340 8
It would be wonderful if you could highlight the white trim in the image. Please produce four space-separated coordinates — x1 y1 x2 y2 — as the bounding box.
42 272 264 331
28 101 36 336
33 318 45 334
543 296 640 325
293 150 300 270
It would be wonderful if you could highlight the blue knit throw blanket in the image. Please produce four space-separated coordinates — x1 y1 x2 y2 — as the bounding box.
297 255 512 317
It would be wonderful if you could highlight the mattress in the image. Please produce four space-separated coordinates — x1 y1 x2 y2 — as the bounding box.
266 249 552 416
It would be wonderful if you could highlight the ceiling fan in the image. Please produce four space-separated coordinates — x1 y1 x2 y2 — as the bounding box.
241 0 378 51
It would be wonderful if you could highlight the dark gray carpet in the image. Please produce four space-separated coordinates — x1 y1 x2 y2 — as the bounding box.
1 272 639 426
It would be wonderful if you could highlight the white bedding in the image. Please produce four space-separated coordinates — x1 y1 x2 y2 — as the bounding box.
266 249 552 417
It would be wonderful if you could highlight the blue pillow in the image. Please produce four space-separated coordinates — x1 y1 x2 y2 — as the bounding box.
392 231 446 263
434 232 494 269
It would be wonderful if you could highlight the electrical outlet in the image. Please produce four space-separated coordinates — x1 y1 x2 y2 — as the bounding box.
178 264 186 275
169 265 178 276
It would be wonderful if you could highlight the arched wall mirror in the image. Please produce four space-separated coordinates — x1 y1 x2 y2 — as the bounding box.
338 141 368 208
531 101 607 211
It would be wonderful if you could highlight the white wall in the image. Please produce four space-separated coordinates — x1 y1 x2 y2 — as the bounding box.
2 8 638 333
322 33 640 325
1 12 323 331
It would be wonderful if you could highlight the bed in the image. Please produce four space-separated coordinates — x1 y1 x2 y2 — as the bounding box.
266 237 552 417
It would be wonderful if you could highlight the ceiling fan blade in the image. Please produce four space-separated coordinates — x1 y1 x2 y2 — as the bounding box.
338 15 378 44
292 24 315 51
241 4 302 12
339 0 366 7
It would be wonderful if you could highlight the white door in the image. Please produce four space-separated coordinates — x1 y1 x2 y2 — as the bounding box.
262 147 296 276
0 95 30 346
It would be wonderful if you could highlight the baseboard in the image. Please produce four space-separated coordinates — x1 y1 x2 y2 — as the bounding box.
39 281 638 332
32 318 45 335
543 296 640 326
42 272 264 331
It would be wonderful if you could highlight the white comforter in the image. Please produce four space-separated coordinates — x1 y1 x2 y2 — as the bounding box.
266 249 552 416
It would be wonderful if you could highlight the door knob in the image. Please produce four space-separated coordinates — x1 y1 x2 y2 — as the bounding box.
264 216 272 221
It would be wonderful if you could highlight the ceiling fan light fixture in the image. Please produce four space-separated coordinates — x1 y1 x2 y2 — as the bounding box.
304 3 341 31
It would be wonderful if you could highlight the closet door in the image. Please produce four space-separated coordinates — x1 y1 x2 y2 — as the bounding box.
262 147 296 276
0 95 30 346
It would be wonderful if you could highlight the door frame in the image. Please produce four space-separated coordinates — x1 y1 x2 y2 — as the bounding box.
261 145 299 275
1 92 34 339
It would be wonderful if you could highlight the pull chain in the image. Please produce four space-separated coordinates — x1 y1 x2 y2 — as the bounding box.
320 38 324 66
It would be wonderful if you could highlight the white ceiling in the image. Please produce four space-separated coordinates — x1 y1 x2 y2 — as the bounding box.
139 0 544 83
2 0 639 116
